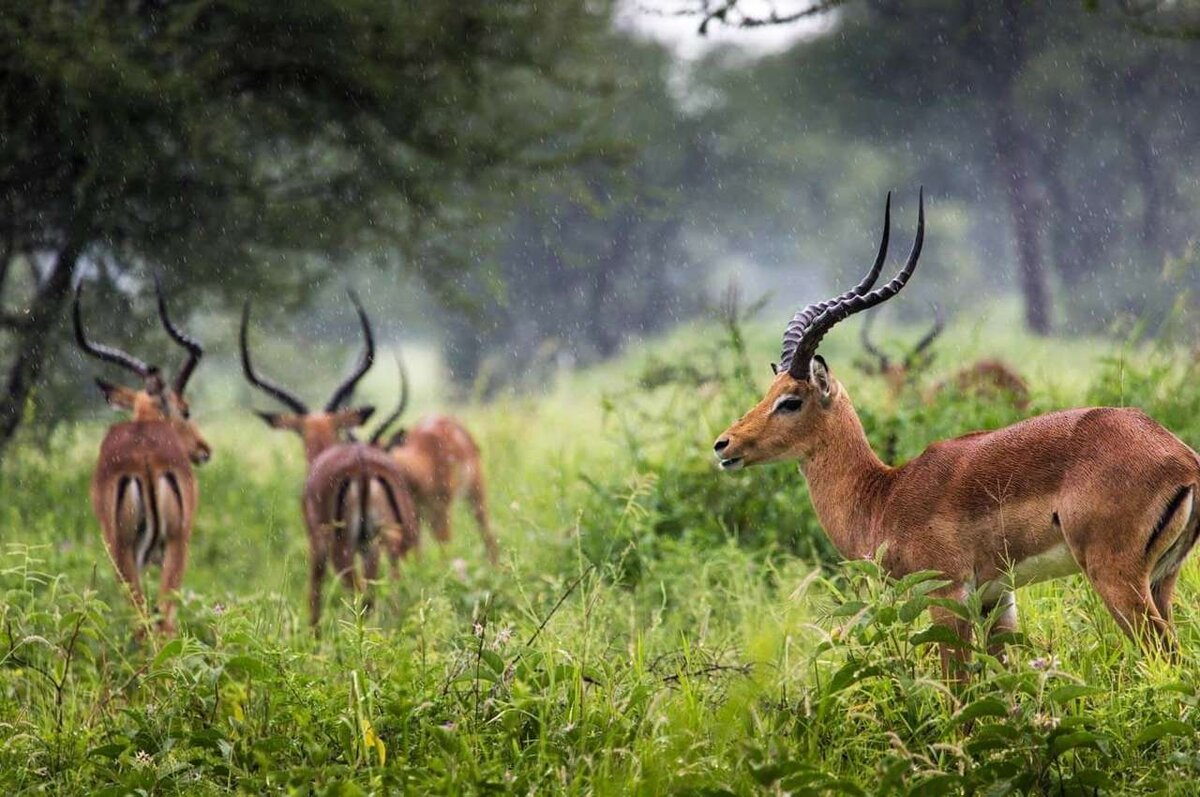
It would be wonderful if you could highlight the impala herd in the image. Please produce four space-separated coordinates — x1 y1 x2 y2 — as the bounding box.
77 285 493 632
75 189 1200 679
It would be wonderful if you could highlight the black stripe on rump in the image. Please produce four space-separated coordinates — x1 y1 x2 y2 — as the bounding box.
358 476 371 547
377 477 406 528
139 476 161 571
334 479 353 534
116 475 132 517
1146 485 1194 555
163 472 184 517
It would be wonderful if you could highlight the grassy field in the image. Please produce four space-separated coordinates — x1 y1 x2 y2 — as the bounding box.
5 304 1200 795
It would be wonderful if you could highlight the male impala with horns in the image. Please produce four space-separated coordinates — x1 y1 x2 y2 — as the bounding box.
714 189 1200 676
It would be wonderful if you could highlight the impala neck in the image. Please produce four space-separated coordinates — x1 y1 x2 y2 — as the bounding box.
302 423 342 465
798 388 891 560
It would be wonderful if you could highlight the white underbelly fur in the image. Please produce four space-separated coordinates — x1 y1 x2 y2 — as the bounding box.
978 542 1081 603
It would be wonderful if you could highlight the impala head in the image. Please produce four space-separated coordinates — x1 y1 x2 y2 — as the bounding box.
74 278 212 465
714 189 925 470
857 303 944 396
368 352 409 450
240 290 377 463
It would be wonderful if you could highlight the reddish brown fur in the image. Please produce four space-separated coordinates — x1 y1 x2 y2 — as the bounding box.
90 384 210 635
262 409 418 625
872 358 1030 409
930 359 1031 409
381 415 497 563
716 363 1200 676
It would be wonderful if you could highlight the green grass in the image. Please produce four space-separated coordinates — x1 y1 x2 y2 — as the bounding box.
4 310 1200 795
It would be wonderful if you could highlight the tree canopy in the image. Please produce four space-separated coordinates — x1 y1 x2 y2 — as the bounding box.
0 0 617 450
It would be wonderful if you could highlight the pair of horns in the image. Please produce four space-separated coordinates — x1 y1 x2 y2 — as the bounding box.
779 189 925 378
73 276 203 395
368 353 409 446
860 303 944 371
240 290 375 415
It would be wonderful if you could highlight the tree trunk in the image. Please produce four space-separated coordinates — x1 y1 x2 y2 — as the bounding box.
588 211 633 359
0 244 82 457
991 104 1052 334
985 0 1052 335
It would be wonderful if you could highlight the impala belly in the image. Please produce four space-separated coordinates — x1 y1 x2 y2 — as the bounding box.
978 542 1080 603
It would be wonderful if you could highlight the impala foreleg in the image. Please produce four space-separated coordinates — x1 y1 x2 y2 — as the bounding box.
931 584 973 684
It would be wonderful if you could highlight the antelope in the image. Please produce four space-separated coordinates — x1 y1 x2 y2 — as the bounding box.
75 279 211 635
858 307 1030 409
240 292 417 627
713 190 1200 677
368 355 499 564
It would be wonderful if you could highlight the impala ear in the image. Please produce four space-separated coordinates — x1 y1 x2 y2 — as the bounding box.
95 379 138 411
769 362 779 375
255 410 303 431
331 405 375 430
810 356 834 405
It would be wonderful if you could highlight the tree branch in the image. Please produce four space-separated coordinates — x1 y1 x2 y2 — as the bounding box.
0 311 33 330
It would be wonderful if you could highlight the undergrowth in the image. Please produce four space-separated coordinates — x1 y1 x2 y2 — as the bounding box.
3 311 1200 794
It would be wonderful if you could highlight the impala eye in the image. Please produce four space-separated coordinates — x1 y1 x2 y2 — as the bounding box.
773 396 804 414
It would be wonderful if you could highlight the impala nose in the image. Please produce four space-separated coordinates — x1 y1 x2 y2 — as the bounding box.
713 438 730 453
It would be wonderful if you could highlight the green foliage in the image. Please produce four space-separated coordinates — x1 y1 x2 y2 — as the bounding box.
4 326 1200 793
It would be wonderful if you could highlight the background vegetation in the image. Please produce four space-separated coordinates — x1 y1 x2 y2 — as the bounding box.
6 311 1200 794
4 1 1200 794
2 0 1199 448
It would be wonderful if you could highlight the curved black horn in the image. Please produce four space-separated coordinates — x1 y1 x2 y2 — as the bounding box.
904 303 944 368
73 283 155 380
859 309 889 371
239 301 308 414
785 188 924 379
369 352 409 446
779 192 892 374
324 289 375 412
155 275 204 395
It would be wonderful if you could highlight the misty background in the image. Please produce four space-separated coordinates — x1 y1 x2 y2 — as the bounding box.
1 0 1198 453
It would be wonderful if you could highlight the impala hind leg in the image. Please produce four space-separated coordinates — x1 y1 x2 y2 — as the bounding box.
154 477 189 635
467 475 499 564
156 537 187 635
1089 570 1174 654
331 533 361 597
111 543 148 635
359 539 380 615
429 498 452 546
308 538 329 628
1152 570 1179 628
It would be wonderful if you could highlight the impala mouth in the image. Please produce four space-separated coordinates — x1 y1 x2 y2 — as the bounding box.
718 456 744 471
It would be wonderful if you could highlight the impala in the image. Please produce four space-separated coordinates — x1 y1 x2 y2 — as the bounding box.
858 305 1029 409
75 279 211 635
241 292 418 626
369 355 498 564
713 190 1200 675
